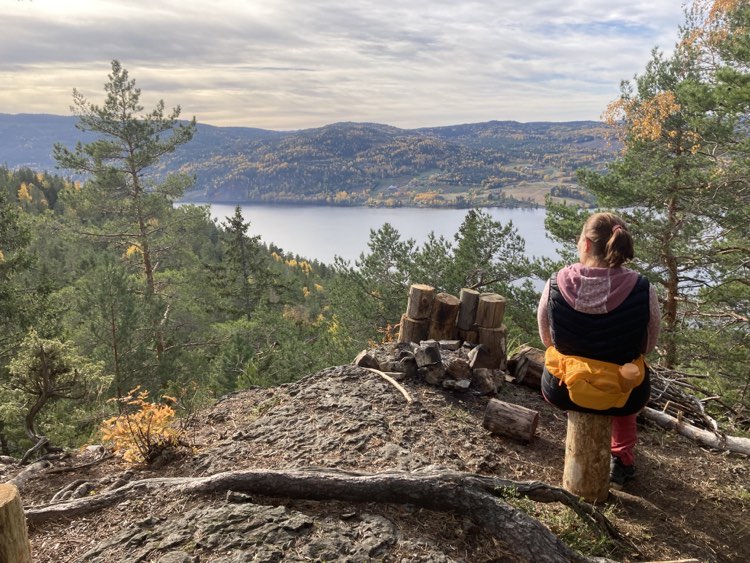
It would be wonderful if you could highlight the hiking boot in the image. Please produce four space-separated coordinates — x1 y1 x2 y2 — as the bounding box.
610 456 635 488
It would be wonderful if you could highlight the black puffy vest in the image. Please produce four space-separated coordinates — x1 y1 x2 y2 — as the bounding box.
548 273 650 365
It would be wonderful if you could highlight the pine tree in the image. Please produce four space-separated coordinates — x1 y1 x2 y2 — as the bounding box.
54 60 196 362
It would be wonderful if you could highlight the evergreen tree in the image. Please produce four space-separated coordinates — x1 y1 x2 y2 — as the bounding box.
6 330 109 460
219 206 271 319
54 60 196 363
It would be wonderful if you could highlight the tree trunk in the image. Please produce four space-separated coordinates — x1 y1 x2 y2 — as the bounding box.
428 292 460 340
398 314 429 344
456 288 480 330
0 484 31 563
476 293 506 328
482 398 539 442
405 284 435 320
563 411 611 503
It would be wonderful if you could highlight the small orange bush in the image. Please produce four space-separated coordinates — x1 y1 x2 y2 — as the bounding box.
100 386 181 464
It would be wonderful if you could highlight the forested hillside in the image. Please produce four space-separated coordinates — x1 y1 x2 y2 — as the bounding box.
0 113 610 207
0 64 550 461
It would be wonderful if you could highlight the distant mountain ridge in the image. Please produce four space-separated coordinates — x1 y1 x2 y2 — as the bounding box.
0 113 613 206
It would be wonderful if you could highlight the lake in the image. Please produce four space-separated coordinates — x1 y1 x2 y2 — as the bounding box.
199 204 562 265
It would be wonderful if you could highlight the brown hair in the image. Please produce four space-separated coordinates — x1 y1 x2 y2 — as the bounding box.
582 212 634 268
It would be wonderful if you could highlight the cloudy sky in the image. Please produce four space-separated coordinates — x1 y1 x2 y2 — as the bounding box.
1 0 685 130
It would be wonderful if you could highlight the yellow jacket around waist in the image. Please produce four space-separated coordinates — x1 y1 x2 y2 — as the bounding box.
544 346 646 411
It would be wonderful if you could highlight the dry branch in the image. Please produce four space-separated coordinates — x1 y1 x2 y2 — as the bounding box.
25 468 622 563
361 368 414 403
642 408 750 455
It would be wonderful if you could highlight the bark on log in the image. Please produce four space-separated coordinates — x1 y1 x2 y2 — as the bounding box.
398 314 429 344
642 407 750 455
428 293 460 340
457 328 478 344
507 345 545 390
467 344 495 370
406 284 435 321
563 411 612 503
24 468 617 563
0 483 31 563
471 368 499 395
456 288 480 330
482 398 539 442
476 293 506 328
476 325 507 370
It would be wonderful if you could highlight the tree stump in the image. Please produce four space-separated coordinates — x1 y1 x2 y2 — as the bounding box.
482 398 539 443
456 288 480 331
476 293 506 328
0 483 31 563
398 314 429 344
406 284 435 320
563 411 611 503
428 293 460 340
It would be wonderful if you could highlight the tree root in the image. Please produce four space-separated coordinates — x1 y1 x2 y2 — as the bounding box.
25 467 622 563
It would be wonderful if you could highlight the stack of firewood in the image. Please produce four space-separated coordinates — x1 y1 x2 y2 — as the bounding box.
397 284 508 371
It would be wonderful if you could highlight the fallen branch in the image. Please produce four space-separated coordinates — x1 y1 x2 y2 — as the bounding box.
362 368 414 403
642 407 750 455
25 467 620 563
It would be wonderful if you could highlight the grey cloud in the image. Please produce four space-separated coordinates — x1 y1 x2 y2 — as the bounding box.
0 0 685 128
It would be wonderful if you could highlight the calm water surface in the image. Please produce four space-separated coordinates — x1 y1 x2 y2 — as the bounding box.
201 204 561 265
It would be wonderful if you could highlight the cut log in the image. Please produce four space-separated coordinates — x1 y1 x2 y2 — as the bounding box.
352 349 380 369
563 411 612 503
0 483 31 563
406 284 435 321
444 356 471 380
457 328 478 345
476 293 506 328
414 341 442 367
398 314 429 344
421 363 447 386
477 325 507 370
428 293 460 340
482 398 539 443
507 345 545 390
468 344 496 370
456 288 480 330
471 368 499 395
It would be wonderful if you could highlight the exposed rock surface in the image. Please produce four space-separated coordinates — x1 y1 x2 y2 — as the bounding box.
2 356 749 562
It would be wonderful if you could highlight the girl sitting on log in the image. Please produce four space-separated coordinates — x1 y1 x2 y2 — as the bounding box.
537 212 661 487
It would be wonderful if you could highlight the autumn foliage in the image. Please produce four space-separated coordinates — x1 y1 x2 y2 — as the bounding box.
100 387 183 464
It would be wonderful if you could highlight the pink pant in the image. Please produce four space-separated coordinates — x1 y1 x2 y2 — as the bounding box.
611 413 638 465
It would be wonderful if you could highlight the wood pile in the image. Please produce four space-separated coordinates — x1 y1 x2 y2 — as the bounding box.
355 284 540 444
398 284 507 371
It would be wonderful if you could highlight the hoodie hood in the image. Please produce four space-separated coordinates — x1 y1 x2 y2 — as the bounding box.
556 263 640 314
